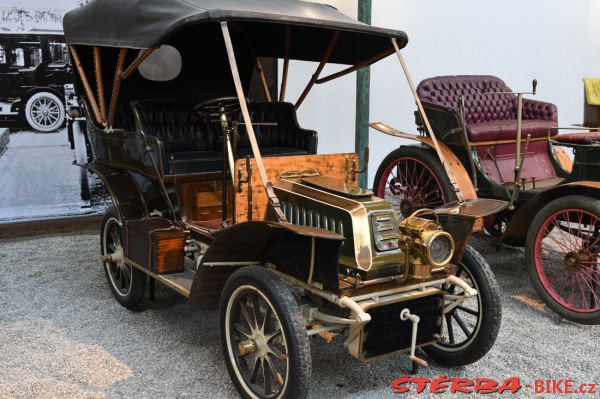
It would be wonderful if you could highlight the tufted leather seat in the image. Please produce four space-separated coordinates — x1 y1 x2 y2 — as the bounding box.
417 75 558 142
128 100 318 174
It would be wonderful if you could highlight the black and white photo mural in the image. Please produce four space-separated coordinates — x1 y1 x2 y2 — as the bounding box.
0 0 108 222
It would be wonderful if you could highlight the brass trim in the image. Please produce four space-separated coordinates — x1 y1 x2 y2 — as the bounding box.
275 178 375 271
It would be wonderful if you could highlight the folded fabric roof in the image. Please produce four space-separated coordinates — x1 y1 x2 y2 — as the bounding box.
63 0 408 65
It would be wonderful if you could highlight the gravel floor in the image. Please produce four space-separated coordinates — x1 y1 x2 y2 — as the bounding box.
0 231 598 398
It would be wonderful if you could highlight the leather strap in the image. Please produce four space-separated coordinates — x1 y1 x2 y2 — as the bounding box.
221 22 286 222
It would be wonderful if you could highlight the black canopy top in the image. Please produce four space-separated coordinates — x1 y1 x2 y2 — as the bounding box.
63 0 408 65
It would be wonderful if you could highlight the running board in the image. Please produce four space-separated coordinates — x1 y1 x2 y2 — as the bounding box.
125 257 194 297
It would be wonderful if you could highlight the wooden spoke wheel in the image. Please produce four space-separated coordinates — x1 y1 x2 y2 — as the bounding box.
526 196 600 324
374 147 456 220
221 267 311 399
100 207 146 308
424 246 502 366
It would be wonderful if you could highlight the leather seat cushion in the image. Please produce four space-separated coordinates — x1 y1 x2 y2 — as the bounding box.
553 132 600 145
467 119 557 142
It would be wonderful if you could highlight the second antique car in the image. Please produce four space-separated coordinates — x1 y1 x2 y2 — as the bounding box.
374 74 600 324
64 1 506 398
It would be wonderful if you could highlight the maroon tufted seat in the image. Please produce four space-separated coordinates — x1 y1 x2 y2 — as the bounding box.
417 75 558 142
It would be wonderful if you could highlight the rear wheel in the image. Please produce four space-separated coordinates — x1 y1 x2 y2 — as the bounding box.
423 246 502 366
100 207 146 309
24 92 65 132
220 266 311 399
373 146 456 220
526 195 600 324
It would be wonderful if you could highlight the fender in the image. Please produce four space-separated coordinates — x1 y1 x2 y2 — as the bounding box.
503 181 600 246
371 122 478 201
189 221 344 307
84 162 148 221
21 86 65 103
370 122 483 230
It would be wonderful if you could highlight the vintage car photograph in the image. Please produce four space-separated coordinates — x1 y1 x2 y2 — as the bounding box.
0 0 599 398
0 31 71 131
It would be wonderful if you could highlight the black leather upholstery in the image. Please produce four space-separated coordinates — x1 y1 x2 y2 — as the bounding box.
127 100 317 174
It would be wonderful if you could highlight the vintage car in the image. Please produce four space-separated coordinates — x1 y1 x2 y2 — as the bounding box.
0 32 72 131
64 1 506 398
374 74 600 324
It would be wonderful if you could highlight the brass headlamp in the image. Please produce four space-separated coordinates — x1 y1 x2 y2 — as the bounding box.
398 209 455 279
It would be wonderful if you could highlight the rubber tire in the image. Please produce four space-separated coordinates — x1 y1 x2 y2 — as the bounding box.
423 246 502 366
100 206 146 309
24 91 65 132
373 146 457 205
220 266 311 399
525 195 600 325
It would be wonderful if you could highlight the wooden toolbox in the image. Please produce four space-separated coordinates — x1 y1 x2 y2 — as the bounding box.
125 218 186 274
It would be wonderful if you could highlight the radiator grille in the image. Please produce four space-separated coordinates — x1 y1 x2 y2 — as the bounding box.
361 293 443 360
281 201 345 236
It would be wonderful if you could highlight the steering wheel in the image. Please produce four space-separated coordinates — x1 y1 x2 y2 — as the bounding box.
192 96 249 117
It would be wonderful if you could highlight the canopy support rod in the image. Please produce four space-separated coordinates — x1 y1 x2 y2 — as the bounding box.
122 48 155 80
279 25 291 102
295 31 340 109
93 47 107 124
316 48 392 85
69 45 103 125
256 58 272 102
221 22 286 222
108 48 127 128
230 23 272 102
391 39 465 203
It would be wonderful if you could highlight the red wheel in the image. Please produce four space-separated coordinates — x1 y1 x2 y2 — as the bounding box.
373 147 456 219
526 196 600 324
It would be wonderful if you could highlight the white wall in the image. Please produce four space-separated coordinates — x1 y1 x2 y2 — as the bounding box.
294 0 600 186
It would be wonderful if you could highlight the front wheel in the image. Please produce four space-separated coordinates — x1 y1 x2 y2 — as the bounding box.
24 92 65 132
423 245 502 366
526 195 600 324
220 266 311 399
373 146 456 220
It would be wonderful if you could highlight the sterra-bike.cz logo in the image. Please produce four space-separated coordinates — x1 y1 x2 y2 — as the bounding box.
390 376 597 395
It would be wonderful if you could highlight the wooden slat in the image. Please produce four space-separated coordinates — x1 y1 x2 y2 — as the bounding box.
295 31 340 109
235 153 357 223
93 47 107 123
69 45 103 125
108 48 127 127
279 25 291 102
255 58 272 102
122 48 155 80
315 48 393 85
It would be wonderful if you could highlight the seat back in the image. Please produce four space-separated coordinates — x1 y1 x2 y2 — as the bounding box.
130 101 218 153
128 100 318 157
417 75 516 124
